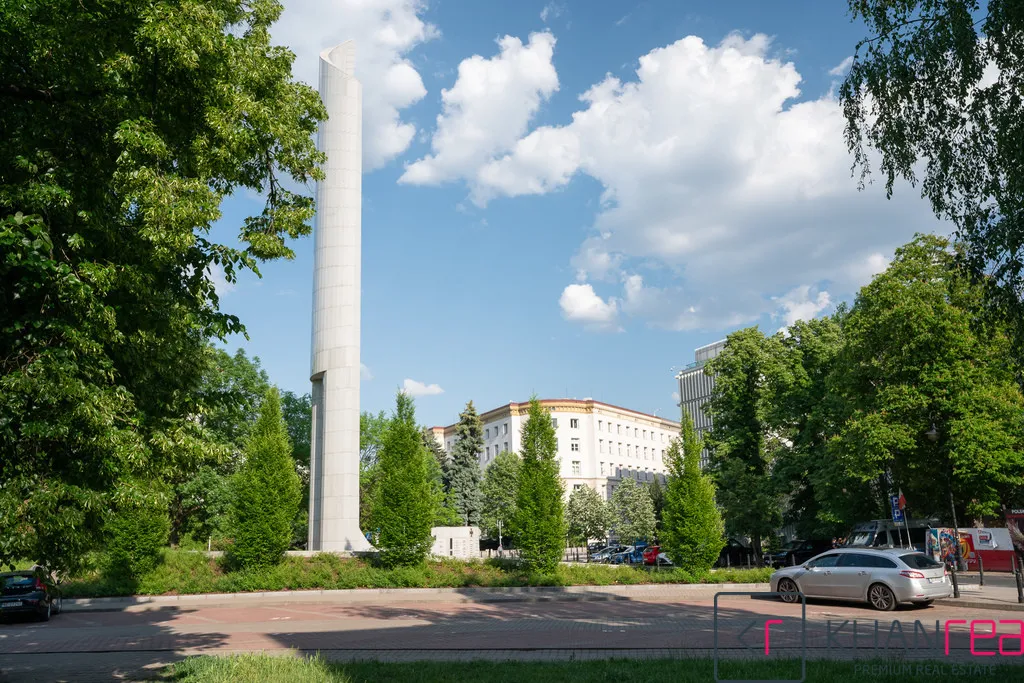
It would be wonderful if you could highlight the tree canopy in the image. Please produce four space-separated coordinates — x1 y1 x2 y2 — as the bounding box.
448 401 485 526
513 398 565 572
840 0 1024 351
0 0 324 572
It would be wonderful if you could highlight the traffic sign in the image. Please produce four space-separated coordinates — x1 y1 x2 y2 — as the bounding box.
890 495 905 522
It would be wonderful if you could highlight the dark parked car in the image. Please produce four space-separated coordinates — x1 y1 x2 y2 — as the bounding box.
716 538 752 567
1 568 61 621
591 545 628 563
768 539 834 567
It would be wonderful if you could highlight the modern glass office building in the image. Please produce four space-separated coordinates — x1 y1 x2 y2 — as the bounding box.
675 339 726 468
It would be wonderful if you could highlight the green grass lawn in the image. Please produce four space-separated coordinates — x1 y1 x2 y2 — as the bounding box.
60 549 772 598
164 654 1013 682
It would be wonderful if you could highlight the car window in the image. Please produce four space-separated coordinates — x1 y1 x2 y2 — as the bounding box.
872 531 890 547
807 554 840 568
838 553 871 567
847 531 873 546
900 553 943 569
1 575 35 589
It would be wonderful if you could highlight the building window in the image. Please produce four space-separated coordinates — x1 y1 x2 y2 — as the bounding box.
574 483 583 491
504 441 509 452
503 423 509 435
551 417 558 428
485 428 490 439
598 420 603 431
617 424 622 435
618 443 622 455
643 429 647 440
644 447 648 459
572 460 581 475
570 418 579 429
486 446 491 457
600 462 606 475
571 438 580 452
627 445 632 457
661 433 665 443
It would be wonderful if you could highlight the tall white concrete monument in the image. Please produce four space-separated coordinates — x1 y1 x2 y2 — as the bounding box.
308 42 371 552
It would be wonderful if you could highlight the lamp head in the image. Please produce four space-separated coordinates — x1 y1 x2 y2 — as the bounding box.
925 423 939 443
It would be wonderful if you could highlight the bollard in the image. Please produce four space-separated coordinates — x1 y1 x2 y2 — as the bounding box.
726 554 730 568
978 555 984 587
791 553 796 566
950 561 960 599
1016 555 1024 604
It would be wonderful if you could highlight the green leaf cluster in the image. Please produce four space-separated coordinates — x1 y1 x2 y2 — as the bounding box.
609 477 656 545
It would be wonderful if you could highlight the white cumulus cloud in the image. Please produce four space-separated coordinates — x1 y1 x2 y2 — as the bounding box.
399 31 560 203
775 285 832 327
402 378 444 396
558 284 620 331
828 55 854 77
416 32 945 331
272 0 439 170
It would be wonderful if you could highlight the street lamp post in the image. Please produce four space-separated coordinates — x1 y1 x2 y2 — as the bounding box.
927 422 961 597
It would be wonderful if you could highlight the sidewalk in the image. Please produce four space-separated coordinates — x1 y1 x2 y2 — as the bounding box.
935 572 1024 611
62 582 771 613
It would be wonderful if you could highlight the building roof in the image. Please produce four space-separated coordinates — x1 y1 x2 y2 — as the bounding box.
432 398 680 436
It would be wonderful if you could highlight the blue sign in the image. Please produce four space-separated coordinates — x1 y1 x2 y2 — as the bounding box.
890 495 905 523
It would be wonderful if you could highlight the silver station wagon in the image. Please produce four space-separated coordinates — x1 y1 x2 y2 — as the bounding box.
770 547 951 611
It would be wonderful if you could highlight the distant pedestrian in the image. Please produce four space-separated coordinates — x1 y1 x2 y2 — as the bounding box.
832 537 838 548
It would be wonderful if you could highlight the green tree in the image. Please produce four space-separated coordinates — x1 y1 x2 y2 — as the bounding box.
512 398 566 572
370 392 436 567
169 346 270 543
104 482 171 579
481 450 521 541
448 401 485 526
610 477 657 545
422 429 460 527
825 234 1024 523
228 389 302 569
281 391 312 474
770 312 852 537
661 410 724 572
647 476 666 529
358 410 389 530
705 328 789 562
0 0 325 573
840 1 1024 352
566 485 613 546
176 465 232 545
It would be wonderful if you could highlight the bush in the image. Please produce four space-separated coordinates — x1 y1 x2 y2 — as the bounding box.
105 497 170 579
229 389 301 569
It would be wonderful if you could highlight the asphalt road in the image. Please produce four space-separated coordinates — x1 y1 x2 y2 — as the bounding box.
2 591 1024 682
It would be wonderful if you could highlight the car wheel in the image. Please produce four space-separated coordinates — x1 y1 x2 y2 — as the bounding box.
55 595 62 615
868 583 897 611
777 578 800 603
39 601 51 622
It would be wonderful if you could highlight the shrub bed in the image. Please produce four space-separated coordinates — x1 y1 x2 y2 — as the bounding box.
60 549 773 598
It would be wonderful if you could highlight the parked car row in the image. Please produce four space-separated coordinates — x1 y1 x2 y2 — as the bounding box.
588 543 674 566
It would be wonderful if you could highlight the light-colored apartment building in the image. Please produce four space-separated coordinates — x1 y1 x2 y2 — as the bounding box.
674 339 726 468
431 399 679 500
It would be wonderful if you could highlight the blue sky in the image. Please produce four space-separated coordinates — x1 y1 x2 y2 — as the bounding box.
212 0 946 428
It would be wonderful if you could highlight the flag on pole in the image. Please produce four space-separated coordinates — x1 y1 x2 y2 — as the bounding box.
898 490 907 511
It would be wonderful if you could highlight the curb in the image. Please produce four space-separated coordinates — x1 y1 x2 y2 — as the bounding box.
61 582 772 613
935 598 1024 612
